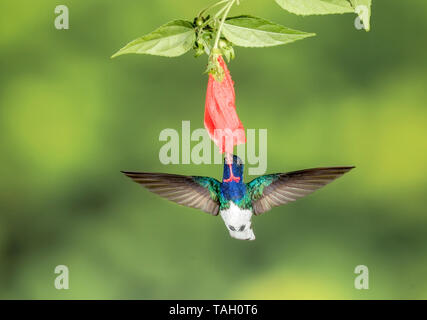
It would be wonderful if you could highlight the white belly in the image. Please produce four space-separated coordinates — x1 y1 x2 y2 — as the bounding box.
220 202 255 241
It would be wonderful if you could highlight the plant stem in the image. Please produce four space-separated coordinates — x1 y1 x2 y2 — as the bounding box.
197 4 228 30
197 0 230 18
213 0 236 50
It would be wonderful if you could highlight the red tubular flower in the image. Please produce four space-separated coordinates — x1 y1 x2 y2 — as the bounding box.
204 55 246 154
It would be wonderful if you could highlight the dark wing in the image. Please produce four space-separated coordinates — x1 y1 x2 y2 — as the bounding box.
122 172 221 215
247 167 355 215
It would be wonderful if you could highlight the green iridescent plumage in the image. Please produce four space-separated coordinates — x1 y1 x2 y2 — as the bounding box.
193 176 249 210
194 174 279 212
192 176 221 202
246 174 280 202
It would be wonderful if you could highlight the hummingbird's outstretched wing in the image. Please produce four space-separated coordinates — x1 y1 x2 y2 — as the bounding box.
246 167 355 215
122 172 221 215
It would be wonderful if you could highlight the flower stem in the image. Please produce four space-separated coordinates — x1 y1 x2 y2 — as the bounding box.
197 4 228 30
213 0 236 50
197 0 230 18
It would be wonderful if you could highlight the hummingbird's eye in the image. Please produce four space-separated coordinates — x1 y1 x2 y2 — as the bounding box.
239 225 246 232
228 225 236 231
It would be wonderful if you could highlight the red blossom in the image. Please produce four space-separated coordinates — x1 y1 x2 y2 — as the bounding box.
204 55 246 154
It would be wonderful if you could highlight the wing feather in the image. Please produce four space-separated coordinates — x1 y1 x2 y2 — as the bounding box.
122 172 221 215
247 166 355 215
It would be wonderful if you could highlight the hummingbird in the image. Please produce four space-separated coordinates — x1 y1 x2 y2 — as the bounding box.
122 155 354 241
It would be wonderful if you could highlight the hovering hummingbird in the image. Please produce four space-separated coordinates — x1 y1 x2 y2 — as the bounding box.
122 155 354 241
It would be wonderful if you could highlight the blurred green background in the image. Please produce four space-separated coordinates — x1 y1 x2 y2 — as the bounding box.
0 0 426 299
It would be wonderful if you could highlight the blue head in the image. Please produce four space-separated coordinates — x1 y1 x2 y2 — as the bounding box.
223 154 244 183
221 155 246 201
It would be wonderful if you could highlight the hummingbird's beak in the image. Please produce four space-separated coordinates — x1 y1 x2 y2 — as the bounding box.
225 153 233 165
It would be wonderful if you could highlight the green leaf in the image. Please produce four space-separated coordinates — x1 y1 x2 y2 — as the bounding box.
275 0 354 15
111 20 196 58
221 15 315 48
350 0 372 31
